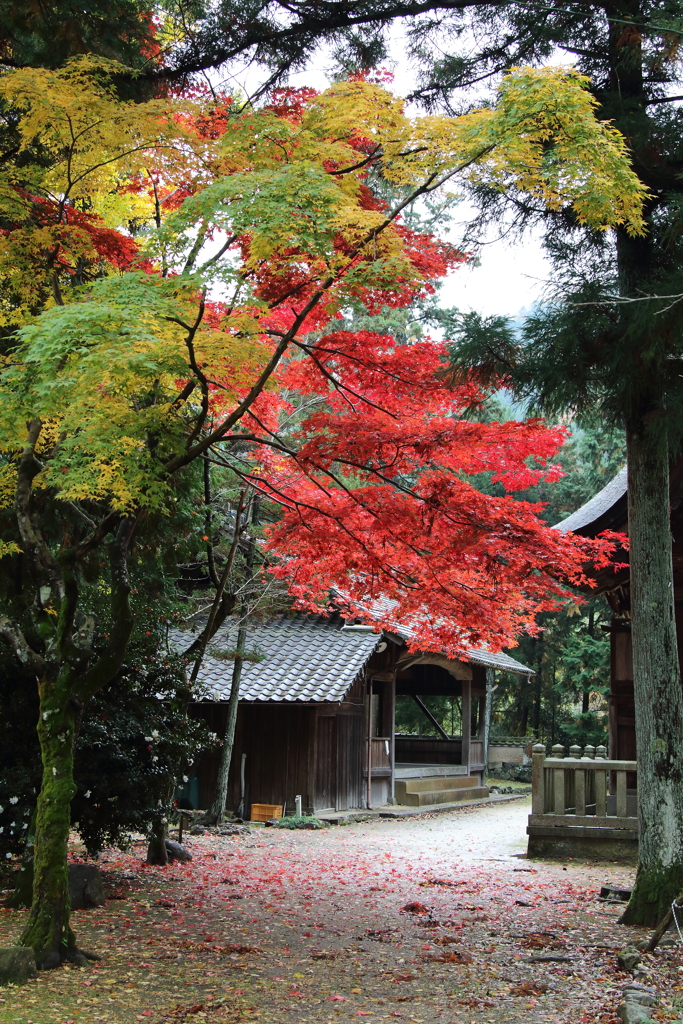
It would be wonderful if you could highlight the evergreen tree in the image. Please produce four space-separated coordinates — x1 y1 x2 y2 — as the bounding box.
437 2 683 926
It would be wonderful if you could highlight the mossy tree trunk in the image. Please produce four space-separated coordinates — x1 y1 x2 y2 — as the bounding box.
2 434 138 967
8 808 37 910
19 669 82 967
621 416 683 926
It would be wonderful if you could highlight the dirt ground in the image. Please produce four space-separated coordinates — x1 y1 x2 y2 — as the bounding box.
1 797 682 1024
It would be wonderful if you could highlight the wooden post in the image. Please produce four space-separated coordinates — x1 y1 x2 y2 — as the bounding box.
367 679 373 811
388 671 396 805
484 667 494 775
531 743 546 814
461 678 471 775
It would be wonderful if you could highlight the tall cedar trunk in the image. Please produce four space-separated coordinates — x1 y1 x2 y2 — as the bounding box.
621 421 683 925
19 671 85 967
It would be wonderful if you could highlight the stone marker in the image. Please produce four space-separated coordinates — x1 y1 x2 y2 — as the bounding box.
0 946 37 986
618 947 642 972
165 840 192 862
617 983 658 1024
68 864 105 910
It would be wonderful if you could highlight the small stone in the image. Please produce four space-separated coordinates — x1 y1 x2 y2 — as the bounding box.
618 947 642 972
622 984 658 1007
618 1002 652 1024
0 946 37 985
189 826 206 835
68 864 105 910
165 840 192 863
215 823 251 836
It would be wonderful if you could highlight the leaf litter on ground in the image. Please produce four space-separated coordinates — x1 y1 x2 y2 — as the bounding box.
2 799 682 1024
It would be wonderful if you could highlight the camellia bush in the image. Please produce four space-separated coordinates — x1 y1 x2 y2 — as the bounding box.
0 623 210 877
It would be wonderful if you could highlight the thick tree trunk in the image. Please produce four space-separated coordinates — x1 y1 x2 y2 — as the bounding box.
621 423 683 926
19 672 85 967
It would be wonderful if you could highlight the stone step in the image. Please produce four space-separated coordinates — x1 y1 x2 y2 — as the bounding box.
396 785 490 807
395 775 478 795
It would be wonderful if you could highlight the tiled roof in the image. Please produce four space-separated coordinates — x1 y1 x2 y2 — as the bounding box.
554 466 627 534
461 648 535 675
171 612 534 703
170 616 381 703
389 622 534 676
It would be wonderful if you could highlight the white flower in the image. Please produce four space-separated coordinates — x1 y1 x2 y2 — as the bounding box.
152 756 158 763
5 853 11 859
10 822 15 828
21 822 28 830
84 791 91 799
51 767 57 776
0 828 4 834
144 736 153 743
151 730 159 740
9 797 18 805
0 806 4 814
182 776 189 783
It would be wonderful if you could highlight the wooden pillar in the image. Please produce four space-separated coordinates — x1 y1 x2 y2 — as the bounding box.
461 677 471 775
388 671 396 804
308 707 318 815
366 679 373 810
484 667 494 775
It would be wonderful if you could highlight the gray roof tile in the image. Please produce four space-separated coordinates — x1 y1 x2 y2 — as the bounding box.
170 616 381 703
171 611 534 703
554 466 627 534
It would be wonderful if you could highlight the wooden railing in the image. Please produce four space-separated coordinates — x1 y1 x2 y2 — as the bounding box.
469 739 484 768
530 742 637 828
364 737 392 779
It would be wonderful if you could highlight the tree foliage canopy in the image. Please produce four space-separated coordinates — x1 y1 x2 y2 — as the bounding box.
0 59 644 654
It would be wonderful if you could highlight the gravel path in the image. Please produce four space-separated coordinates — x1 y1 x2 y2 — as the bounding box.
4 797 674 1024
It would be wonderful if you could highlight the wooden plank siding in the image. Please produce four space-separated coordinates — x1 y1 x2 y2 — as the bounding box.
192 700 364 815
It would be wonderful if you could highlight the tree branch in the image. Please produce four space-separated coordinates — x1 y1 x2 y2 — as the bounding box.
74 517 138 702
0 617 45 674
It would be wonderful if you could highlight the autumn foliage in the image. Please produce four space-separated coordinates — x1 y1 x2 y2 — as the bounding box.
0 57 642 962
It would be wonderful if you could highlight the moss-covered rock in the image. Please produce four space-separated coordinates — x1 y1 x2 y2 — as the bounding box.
0 946 37 986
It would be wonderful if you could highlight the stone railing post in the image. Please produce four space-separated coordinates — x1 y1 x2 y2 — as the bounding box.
551 744 565 815
531 743 546 814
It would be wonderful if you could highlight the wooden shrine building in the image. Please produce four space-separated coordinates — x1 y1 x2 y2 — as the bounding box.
554 463 683 763
175 616 533 817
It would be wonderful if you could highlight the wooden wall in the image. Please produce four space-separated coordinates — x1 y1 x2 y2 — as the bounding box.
191 700 365 815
